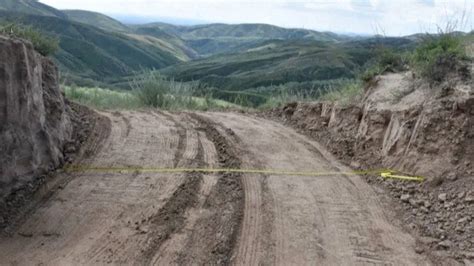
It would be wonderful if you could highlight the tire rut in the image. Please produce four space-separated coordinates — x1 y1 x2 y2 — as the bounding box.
140 137 204 264
176 113 244 265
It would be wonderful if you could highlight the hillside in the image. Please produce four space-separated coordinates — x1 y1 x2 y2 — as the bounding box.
0 0 67 18
0 11 191 85
63 10 130 32
143 22 344 41
133 23 347 57
160 37 414 91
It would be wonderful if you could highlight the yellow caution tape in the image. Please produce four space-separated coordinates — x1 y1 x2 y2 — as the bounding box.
380 171 424 182
65 166 424 182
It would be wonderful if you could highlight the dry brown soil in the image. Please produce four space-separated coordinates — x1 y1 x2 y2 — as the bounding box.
0 110 431 265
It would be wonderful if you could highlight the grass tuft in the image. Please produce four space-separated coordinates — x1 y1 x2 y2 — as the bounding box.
0 22 59 56
411 33 470 83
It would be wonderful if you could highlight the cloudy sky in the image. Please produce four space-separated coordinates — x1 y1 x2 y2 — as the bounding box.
40 0 473 35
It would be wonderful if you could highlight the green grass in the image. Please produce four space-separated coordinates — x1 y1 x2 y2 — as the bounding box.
320 81 364 106
64 85 239 111
0 22 59 56
64 86 142 110
411 33 469 82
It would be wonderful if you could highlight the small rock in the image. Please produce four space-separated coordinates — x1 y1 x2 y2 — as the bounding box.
438 193 447 202
401 194 411 202
350 161 361 169
424 201 432 208
465 195 474 203
455 225 464 232
458 192 466 199
446 173 457 181
418 237 438 245
415 246 424 254
438 240 453 249
461 252 474 259
409 199 418 207
65 145 76 153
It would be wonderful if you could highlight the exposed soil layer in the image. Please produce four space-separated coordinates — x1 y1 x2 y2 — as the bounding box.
0 36 71 200
265 72 473 263
0 36 108 231
0 101 108 232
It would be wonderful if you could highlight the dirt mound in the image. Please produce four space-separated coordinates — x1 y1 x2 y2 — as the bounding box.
0 36 71 199
267 72 474 262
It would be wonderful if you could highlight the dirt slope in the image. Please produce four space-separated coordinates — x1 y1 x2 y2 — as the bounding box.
0 110 430 265
267 72 473 262
0 36 71 199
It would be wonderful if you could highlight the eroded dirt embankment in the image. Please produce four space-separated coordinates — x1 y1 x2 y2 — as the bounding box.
0 36 109 231
0 36 71 197
267 72 474 262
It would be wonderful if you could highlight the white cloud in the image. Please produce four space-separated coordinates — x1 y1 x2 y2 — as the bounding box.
39 0 474 35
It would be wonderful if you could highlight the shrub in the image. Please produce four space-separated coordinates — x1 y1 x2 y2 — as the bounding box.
411 34 469 82
320 81 364 106
131 70 169 108
360 47 407 83
130 70 238 110
0 23 59 56
377 48 406 72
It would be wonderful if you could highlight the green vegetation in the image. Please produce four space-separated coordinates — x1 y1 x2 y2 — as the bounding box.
63 10 130 32
64 70 240 111
160 40 373 90
0 10 188 86
0 23 59 56
360 46 408 83
138 22 349 57
320 81 364 105
64 83 238 111
64 86 142 109
411 33 470 82
130 70 239 110
0 0 67 18
5 0 471 110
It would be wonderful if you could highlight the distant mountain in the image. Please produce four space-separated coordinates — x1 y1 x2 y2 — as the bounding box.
146 23 345 42
0 0 67 18
112 14 209 26
63 10 130 32
133 22 348 57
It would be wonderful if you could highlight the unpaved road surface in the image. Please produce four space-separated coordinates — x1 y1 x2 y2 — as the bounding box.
0 111 429 265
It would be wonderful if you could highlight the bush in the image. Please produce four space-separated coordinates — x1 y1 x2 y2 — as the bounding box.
320 81 364 106
360 47 407 83
0 23 59 56
411 34 469 82
130 70 238 110
131 71 169 108
64 85 142 110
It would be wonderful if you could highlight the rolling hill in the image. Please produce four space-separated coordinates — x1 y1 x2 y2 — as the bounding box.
0 11 187 85
0 0 67 18
63 10 130 32
159 37 414 91
132 23 348 57
0 0 415 96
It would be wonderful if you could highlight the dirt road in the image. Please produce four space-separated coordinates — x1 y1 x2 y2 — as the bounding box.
0 111 429 265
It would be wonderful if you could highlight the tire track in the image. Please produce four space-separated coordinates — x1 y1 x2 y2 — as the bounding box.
176 113 244 265
140 137 204 265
